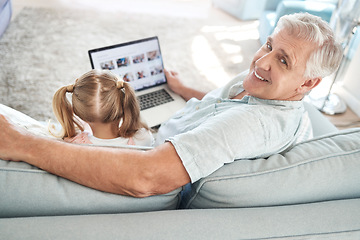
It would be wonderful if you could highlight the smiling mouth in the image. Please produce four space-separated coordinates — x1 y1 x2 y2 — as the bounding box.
254 71 269 82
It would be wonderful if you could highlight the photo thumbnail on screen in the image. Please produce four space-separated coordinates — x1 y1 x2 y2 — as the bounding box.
100 61 115 70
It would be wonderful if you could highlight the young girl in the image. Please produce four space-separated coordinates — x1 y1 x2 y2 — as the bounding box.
52 69 153 147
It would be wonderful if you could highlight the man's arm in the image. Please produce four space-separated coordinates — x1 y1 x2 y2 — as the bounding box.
165 69 207 101
0 115 191 197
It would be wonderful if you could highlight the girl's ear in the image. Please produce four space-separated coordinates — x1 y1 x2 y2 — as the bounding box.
297 77 322 94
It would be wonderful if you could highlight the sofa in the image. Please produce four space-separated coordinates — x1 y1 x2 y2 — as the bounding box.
258 0 337 44
0 102 360 239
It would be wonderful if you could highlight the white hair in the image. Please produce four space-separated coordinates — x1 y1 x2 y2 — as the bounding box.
273 12 343 79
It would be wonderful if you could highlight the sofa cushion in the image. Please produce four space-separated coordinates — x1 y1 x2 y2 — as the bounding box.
0 160 182 217
1 199 360 240
182 128 360 209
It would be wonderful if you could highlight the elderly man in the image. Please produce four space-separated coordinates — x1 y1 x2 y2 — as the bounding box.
0 13 342 197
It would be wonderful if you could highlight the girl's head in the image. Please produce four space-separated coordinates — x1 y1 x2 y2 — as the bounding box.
52 69 147 139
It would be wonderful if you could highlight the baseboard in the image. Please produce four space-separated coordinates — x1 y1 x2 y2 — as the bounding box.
335 86 360 117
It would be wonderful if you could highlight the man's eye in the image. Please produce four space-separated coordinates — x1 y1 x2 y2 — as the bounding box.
280 58 287 66
266 43 272 51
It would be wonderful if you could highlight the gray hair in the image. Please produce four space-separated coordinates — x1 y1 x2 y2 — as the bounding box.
273 12 343 79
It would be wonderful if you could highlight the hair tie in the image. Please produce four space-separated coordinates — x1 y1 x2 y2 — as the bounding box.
66 84 74 93
116 80 124 89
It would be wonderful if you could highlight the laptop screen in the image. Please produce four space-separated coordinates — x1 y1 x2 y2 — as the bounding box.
88 36 166 91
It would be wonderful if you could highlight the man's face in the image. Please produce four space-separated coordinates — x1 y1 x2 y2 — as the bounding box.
243 29 318 101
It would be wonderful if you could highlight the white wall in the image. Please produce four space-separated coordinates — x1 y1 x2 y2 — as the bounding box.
336 42 360 117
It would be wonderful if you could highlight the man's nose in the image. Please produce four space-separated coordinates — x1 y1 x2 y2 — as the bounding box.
255 53 271 71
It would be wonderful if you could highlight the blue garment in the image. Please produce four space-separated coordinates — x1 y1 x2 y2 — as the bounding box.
156 71 308 183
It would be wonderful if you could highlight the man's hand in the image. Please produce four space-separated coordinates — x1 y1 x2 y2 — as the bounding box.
0 114 32 161
164 68 206 101
164 69 185 96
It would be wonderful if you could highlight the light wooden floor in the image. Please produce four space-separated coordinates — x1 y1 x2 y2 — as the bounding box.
324 107 360 130
10 0 360 130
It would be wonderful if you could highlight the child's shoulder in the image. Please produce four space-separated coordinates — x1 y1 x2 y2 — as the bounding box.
132 128 154 147
64 132 92 144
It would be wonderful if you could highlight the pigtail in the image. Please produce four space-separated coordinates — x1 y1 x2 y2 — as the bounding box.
52 85 84 138
118 81 148 138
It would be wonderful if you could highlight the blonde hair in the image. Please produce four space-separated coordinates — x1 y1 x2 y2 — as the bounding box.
52 69 148 139
274 12 343 79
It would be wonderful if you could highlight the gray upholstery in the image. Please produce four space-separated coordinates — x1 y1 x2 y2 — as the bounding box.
1 102 360 239
182 128 360 209
1 199 360 239
0 160 182 218
304 101 338 136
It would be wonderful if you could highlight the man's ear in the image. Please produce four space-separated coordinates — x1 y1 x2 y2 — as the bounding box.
297 77 322 94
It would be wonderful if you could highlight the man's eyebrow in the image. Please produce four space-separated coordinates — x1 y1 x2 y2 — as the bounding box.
267 36 293 66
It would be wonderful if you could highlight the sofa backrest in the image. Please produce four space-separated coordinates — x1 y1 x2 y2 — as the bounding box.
182 128 360 209
0 159 183 218
303 101 338 137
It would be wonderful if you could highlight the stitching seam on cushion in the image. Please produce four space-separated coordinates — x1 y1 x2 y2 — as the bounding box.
0 168 46 174
292 128 360 147
199 149 360 184
253 229 360 240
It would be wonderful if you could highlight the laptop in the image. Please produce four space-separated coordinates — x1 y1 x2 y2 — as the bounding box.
88 36 186 128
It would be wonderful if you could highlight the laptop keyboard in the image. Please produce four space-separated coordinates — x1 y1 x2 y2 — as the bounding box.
138 89 174 110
